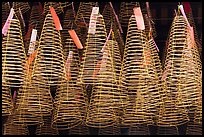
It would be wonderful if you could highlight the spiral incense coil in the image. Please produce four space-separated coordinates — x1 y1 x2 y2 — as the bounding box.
36 116 58 135
32 13 66 86
119 2 138 27
2 77 13 117
157 15 194 126
52 33 87 130
75 2 98 27
3 114 29 135
2 18 27 88
2 2 10 25
98 124 121 135
78 14 107 85
157 126 179 135
129 124 150 135
69 122 89 135
13 2 30 14
102 3 116 33
120 14 164 127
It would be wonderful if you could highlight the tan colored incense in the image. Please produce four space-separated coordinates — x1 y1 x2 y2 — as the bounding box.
13 2 30 14
2 17 26 88
75 2 98 27
3 114 29 135
78 14 107 85
52 32 87 130
119 2 139 27
157 15 197 127
120 14 164 127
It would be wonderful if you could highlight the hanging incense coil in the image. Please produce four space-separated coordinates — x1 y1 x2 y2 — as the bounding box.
2 77 13 117
157 126 179 135
119 2 139 27
52 34 87 130
157 15 194 127
120 14 164 127
36 116 58 135
2 18 26 88
78 14 107 85
2 2 10 25
3 114 29 135
32 13 66 86
13 2 30 14
85 38 119 128
75 2 98 27
129 124 150 135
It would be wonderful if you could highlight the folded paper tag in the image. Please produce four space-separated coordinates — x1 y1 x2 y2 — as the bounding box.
50 6 62 30
25 50 37 74
68 30 83 49
88 7 99 34
65 51 73 80
152 38 159 52
133 7 145 30
18 8 25 27
28 29 37 55
2 8 14 36
187 26 195 49
101 28 112 53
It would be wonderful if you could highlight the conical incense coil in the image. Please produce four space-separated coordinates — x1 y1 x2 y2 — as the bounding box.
13 2 30 14
157 126 179 135
102 3 116 33
2 18 26 88
36 116 58 135
120 14 164 126
98 124 121 135
157 16 193 126
3 114 29 135
52 40 87 130
75 2 98 27
85 39 119 128
32 13 66 86
78 14 107 85
129 124 150 135
119 2 138 27
2 2 10 25
2 77 13 117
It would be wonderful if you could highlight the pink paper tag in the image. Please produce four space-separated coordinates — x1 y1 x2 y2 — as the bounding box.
152 38 159 52
133 7 145 30
2 8 14 36
101 28 112 52
179 5 190 28
88 7 99 34
28 29 37 55
187 26 195 49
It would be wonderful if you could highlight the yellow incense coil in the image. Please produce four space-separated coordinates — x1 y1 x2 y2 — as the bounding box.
2 18 26 88
32 13 66 86
119 2 138 27
120 14 164 127
3 114 29 135
36 116 58 135
75 2 98 27
78 14 107 85
52 34 87 130
157 126 179 135
2 77 13 117
13 2 30 14
157 15 194 127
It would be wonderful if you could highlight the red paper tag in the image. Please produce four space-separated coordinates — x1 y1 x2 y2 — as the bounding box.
68 30 83 49
183 2 191 13
50 6 62 30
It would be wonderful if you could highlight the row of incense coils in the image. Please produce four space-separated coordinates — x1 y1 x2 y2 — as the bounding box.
2 2 202 135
